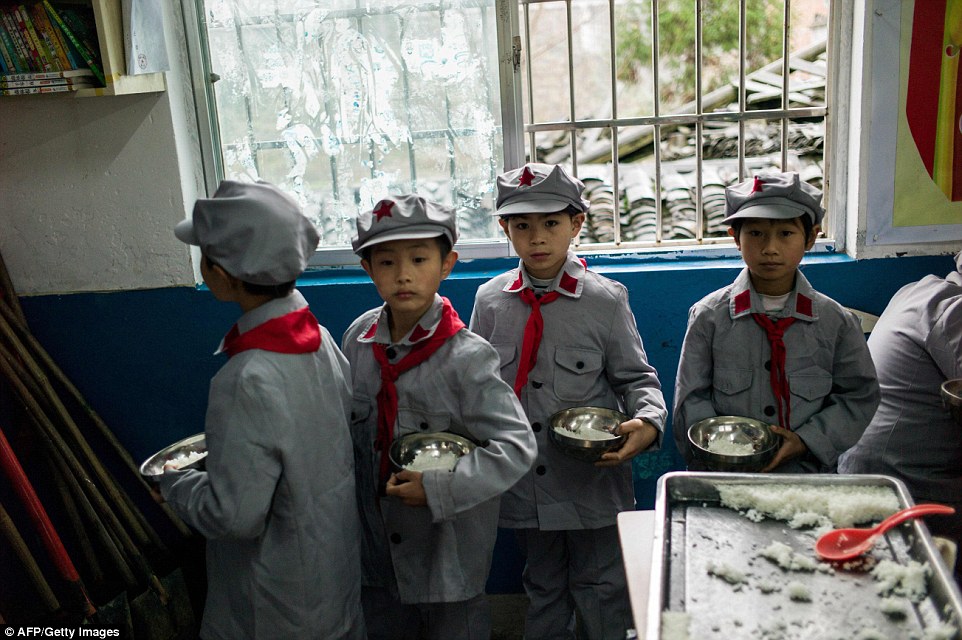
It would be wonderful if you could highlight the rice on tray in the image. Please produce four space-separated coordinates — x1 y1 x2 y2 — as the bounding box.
717 483 900 528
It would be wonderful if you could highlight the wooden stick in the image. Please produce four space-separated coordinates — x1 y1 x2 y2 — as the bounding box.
0 308 164 551
44 436 138 590
41 446 106 586
0 499 60 614
0 297 191 538
0 343 156 592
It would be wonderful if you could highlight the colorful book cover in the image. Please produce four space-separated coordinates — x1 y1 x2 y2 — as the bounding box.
42 1 103 85
2 6 35 71
9 5 41 71
16 4 53 71
0 22 19 72
1 82 84 95
31 2 68 70
39 2 78 69
59 5 97 59
0 76 92 88
1 67 93 81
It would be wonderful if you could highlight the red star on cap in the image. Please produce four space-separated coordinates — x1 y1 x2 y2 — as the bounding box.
519 166 536 186
373 200 394 222
752 176 765 193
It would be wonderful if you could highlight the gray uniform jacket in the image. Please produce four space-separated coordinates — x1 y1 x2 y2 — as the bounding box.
673 268 880 472
160 291 364 640
840 252 962 505
342 295 536 604
470 252 667 530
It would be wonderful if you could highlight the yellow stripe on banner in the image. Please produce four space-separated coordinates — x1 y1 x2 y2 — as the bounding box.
933 0 962 198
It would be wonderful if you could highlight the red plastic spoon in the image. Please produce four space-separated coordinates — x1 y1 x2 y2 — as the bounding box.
815 503 956 562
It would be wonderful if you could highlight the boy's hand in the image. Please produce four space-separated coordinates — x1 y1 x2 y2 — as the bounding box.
596 419 657 467
759 425 807 472
386 470 428 506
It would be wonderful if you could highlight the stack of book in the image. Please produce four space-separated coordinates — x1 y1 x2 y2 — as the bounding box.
0 1 105 95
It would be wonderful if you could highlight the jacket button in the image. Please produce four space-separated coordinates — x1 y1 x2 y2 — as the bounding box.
764 360 772 371
764 406 776 417
576 361 584 369
351 412 356 420
532 381 543 389
536 465 546 475
390 533 401 543
386 347 397 359
420 422 429 430
532 422 542 432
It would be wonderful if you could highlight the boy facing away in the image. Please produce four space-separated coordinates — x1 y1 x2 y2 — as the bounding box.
341 194 536 640
673 172 880 473
839 250 962 579
470 163 667 639
160 181 364 639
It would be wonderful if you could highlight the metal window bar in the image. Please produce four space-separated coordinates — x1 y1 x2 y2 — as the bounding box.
608 0 620 247
694 0 704 243
652 0 663 243
738 0 747 182
518 0 827 250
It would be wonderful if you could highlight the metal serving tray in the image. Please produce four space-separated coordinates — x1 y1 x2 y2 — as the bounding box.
644 472 962 639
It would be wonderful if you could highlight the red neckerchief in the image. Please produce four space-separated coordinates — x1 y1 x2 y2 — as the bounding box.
371 298 465 484
512 258 585 397
752 314 796 428
514 289 560 396
222 307 321 358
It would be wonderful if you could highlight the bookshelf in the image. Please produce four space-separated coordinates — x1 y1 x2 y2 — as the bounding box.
0 0 165 97
82 0 164 96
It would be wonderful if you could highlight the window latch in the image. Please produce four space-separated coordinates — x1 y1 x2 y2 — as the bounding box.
512 36 522 70
209 72 221 84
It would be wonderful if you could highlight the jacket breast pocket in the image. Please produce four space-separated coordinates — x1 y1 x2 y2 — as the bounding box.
789 369 833 415
552 347 604 402
712 367 754 415
397 408 452 437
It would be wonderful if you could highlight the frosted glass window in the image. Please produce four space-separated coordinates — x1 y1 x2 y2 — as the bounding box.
197 0 506 248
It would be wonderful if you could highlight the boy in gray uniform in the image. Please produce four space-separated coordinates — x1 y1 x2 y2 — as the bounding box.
673 172 880 473
160 181 365 640
470 163 667 639
840 250 962 578
342 194 536 640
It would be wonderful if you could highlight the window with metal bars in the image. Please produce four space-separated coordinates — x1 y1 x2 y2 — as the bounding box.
186 0 835 264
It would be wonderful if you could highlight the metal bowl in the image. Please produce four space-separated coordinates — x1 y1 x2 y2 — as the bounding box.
139 433 207 482
548 406 628 463
942 379 962 426
388 432 476 472
687 416 780 472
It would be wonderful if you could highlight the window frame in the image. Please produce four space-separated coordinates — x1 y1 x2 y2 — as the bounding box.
181 0 850 268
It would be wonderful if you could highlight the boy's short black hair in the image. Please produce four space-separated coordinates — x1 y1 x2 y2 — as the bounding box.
499 204 585 221
204 255 296 298
730 214 815 242
359 235 453 264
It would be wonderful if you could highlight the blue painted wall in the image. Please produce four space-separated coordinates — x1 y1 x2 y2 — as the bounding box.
11 251 957 593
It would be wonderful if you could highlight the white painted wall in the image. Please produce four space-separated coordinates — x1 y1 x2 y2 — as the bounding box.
0 1 201 295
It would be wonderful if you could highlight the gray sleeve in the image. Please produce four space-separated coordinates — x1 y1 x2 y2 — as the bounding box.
160 368 282 539
604 288 667 441
672 304 717 465
926 297 962 381
423 339 536 523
